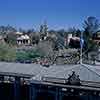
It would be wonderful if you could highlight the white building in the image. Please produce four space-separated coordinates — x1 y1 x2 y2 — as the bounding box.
16 32 31 46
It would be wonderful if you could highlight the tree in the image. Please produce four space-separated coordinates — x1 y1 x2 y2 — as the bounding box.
27 29 35 35
0 25 17 37
83 16 100 59
83 16 100 35
16 51 29 62
56 29 66 49
75 29 81 37
0 43 16 61
67 27 77 36
57 29 65 37
6 25 17 33
16 49 43 62
39 22 48 40
5 32 17 46
31 32 40 45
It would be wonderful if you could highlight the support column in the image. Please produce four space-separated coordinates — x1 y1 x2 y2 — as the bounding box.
0 75 4 99
14 77 21 100
58 88 63 100
30 84 37 100
55 87 59 100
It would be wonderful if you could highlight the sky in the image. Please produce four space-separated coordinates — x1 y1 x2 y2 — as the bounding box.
0 0 99 30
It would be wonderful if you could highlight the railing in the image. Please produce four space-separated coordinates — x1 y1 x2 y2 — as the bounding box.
0 71 34 78
41 76 100 88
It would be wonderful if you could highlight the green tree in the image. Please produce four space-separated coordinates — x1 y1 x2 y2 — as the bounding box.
67 27 77 36
5 32 17 46
83 16 100 34
0 43 16 61
31 32 40 45
16 48 43 62
75 29 81 37
83 16 100 59
16 51 29 61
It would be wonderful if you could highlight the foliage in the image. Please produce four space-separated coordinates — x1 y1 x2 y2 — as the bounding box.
5 32 17 46
83 16 100 59
0 17 99 63
16 51 29 61
83 16 100 34
83 17 100 51
56 29 66 48
0 43 16 61
37 41 54 57
16 49 43 62
67 27 77 36
57 29 65 37
0 25 17 35
31 33 40 45
75 29 81 37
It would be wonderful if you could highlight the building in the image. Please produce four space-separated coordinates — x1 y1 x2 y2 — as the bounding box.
0 62 100 100
16 32 31 46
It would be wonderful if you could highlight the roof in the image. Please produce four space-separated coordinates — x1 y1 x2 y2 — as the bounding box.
71 37 80 40
16 32 23 35
17 35 30 40
0 62 100 82
32 64 100 82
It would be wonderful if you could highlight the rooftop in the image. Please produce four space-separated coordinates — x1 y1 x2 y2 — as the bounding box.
0 62 100 83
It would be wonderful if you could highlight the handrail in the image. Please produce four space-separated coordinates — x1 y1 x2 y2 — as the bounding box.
42 76 100 87
0 71 34 78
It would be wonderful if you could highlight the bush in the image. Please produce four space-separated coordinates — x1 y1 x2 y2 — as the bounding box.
16 49 43 62
0 43 16 62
